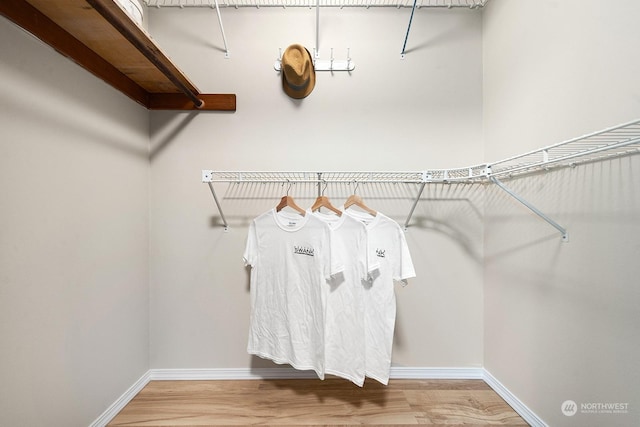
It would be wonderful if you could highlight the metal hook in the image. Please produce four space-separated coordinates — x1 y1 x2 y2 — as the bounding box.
282 180 292 196
352 181 360 194
321 181 328 196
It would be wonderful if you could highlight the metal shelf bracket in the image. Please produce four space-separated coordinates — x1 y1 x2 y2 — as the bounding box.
203 170 229 231
212 0 230 58
490 176 569 242
403 171 430 231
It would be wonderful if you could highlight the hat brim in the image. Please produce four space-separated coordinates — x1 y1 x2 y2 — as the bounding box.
282 69 316 99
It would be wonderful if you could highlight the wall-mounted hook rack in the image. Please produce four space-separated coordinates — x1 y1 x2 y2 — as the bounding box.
274 47 355 72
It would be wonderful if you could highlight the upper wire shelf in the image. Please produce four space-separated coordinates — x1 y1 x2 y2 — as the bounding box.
145 0 488 8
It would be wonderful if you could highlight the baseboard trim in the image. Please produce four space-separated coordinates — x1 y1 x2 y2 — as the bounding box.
482 369 548 427
91 367 545 427
150 367 319 380
150 366 485 381
89 370 151 427
391 366 484 379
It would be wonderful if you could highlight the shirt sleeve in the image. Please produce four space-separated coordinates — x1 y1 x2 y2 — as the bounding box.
243 220 258 267
394 225 416 284
328 227 345 279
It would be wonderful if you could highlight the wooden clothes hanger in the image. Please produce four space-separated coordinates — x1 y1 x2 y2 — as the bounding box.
344 183 377 216
311 183 342 216
276 182 306 215
276 195 306 215
311 195 342 216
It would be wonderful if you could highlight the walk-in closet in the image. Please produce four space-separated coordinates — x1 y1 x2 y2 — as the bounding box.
1 1 638 426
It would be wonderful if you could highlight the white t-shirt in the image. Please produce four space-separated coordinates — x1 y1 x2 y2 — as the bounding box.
310 211 377 386
344 210 416 385
243 209 342 379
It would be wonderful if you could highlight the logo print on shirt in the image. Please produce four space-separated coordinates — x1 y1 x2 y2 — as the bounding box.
376 248 386 258
294 246 315 257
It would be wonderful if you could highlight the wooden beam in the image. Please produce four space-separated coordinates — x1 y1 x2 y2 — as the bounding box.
0 0 149 108
149 93 236 111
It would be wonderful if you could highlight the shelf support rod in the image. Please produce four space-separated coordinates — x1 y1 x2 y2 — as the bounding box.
491 177 569 242
207 182 229 231
400 0 418 59
315 0 320 58
404 180 427 231
213 0 230 58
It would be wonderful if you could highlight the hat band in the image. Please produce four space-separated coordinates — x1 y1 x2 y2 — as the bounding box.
286 77 310 92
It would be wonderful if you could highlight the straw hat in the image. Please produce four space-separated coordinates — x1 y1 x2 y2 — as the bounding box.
281 44 316 99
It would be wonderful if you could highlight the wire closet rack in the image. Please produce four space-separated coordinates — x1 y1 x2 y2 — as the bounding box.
203 119 640 240
145 0 489 8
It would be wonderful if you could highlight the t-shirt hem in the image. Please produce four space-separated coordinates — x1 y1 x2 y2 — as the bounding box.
325 368 365 387
365 371 390 386
248 349 325 380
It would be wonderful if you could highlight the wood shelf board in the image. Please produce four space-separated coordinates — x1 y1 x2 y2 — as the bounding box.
1 0 236 111
25 0 178 93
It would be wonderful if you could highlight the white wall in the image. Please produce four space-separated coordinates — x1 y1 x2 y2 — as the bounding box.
483 1 640 426
147 6 485 371
0 18 150 426
5 1 637 424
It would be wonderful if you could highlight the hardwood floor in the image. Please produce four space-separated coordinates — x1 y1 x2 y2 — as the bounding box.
108 378 529 426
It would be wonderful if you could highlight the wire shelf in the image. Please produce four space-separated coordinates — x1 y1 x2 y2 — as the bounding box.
486 119 640 179
203 171 429 184
202 119 640 236
202 169 496 184
203 120 640 186
144 0 488 8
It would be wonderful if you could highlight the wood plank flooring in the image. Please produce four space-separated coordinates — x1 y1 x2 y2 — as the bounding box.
108 378 529 426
